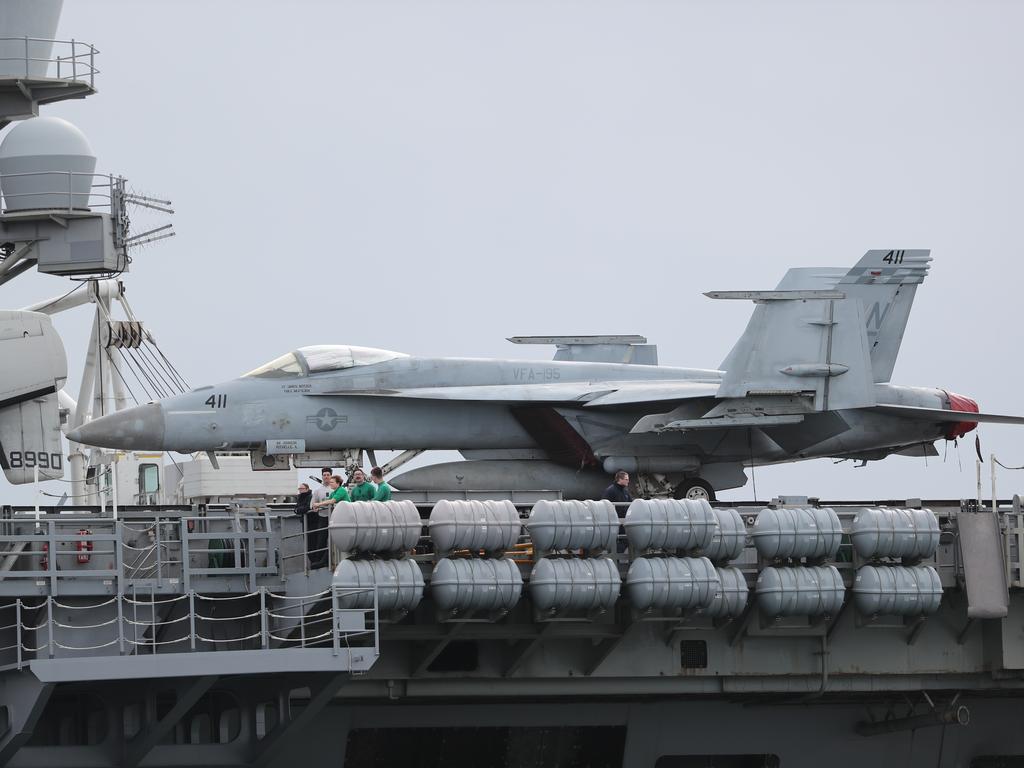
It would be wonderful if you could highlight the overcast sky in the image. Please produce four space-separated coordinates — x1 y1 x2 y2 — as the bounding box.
3 0 1024 504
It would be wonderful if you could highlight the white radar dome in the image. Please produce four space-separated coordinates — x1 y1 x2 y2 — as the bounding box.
0 116 97 212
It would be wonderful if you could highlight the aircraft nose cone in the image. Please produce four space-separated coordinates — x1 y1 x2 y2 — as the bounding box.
66 403 166 450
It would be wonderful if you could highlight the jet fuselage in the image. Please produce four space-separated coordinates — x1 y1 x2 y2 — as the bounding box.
67 353 959 474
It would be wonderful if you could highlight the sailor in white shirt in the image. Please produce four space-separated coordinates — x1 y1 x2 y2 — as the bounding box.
307 467 333 568
311 467 333 517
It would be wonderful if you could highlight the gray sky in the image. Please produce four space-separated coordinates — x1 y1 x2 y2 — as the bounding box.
4 0 1024 503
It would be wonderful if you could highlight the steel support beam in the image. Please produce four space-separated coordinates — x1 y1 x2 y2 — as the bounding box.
411 623 465 677
584 625 632 676
0 243 35 282
503 624 551 678
123 674 218 768
856 705 970 736
250 673 349 768
380 449 424 477
0 672 54 767
0 257 36 288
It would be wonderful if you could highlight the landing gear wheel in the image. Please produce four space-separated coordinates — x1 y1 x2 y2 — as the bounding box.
673 478 716 502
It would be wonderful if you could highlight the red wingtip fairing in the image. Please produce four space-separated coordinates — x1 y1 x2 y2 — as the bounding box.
944 391 980 439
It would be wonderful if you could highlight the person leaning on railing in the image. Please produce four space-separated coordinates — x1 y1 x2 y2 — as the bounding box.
306 468 333 569
295 482 318 568
313 475 350 512
325 475 351 506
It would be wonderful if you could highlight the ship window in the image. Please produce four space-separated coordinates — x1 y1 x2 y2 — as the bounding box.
242 352 304 379
139 463 160 494
297 344 407 373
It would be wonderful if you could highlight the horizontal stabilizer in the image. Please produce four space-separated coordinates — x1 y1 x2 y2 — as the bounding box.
869 404 1024 425
705 290 845 302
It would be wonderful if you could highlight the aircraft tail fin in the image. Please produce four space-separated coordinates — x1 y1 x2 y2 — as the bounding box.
772 250 932 383
712 290 876 411
0 310 68 484
838 250 931 382
0 394 65 484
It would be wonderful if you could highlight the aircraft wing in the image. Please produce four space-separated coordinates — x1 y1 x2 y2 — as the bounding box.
313 380 720 407
867 405 1024 425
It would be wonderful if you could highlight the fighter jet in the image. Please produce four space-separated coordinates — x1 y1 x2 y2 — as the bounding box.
66 250 1024 500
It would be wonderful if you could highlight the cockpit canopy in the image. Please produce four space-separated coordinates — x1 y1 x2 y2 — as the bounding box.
242 345 407 378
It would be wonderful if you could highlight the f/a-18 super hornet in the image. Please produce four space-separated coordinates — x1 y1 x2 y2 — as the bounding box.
66 250 1024 500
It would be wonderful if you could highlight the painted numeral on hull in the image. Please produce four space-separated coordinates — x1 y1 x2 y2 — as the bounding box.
8 451 63 471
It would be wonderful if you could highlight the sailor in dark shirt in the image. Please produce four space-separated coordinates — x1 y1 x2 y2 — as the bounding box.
602 470 633 504
295 483 319 568
295 484 312 517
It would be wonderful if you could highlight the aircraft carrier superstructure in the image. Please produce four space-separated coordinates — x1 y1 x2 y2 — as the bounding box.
2 4 1024 767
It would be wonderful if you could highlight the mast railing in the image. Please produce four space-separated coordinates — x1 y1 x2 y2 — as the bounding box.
0 171 121 215
0 37 99 87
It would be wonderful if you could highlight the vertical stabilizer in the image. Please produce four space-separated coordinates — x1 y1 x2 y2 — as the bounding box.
0 394 64 483
712 291 875 411
0 310 67 483
838 250 930 382
772 250 931 383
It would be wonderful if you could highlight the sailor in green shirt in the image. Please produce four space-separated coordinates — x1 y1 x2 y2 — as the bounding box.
371 467 392 501
317 475 350 508
348 468 377 502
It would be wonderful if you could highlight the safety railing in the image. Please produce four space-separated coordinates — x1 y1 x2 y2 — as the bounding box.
0 504 970 596
121 519 179 583
0 520 121 594
0 515 280 595
1006 498 1024 588
0 37 98 85
280 513 340 575
182 515 278 591
281 532 320 574
0 586 377 672
0 171 124 216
